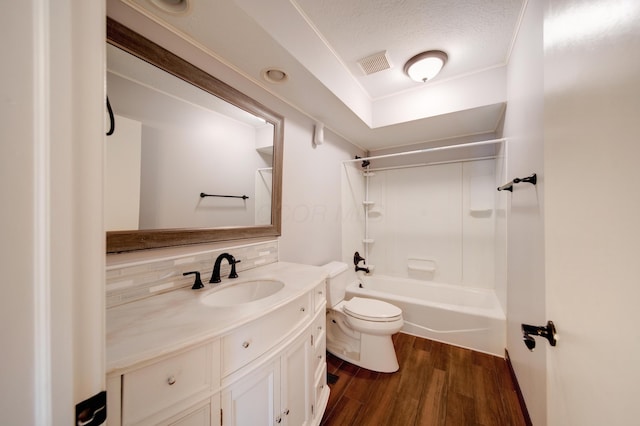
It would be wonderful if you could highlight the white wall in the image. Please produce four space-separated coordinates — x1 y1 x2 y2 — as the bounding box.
494 142 508 314
278 117 362 265
2 5 38 422
501 1 546 424
1 1 105 424
544 1 640 424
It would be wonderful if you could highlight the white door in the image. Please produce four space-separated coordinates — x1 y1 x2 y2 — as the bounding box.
282 332 311 426
1 1 106 424
543 1 640 425
221 359 281 426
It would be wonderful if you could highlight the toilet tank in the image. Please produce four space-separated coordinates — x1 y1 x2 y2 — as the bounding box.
321 261 356 308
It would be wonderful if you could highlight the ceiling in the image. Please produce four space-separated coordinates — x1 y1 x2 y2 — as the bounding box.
112 0 526 151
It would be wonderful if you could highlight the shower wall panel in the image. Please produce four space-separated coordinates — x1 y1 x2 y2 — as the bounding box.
362 159 496 289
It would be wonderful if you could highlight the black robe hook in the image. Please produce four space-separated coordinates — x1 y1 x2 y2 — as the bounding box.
106 96 115 136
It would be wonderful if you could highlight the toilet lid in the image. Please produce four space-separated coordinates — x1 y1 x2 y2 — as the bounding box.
343 297 402 321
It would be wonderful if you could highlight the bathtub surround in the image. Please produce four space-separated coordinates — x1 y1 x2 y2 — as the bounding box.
106 240 278 308
343 155 501 289
367 158 498 288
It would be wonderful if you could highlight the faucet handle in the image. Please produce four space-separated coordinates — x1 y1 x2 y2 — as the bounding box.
229 259 241 279
354 251 366 265
183 271 204 290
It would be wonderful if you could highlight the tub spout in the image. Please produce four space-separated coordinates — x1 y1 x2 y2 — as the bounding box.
354 251 370 273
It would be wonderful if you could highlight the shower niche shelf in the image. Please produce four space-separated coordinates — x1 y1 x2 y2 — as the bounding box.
362 239 375 244
407 258 437 273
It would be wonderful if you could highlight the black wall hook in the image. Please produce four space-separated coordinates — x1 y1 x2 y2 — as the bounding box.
106 96 115 136
521 320 557 351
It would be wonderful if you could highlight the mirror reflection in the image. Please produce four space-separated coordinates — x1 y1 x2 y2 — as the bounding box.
106 44 274 231
105 18 283 253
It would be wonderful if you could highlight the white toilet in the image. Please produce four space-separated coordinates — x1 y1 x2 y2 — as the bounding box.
321 261 404 373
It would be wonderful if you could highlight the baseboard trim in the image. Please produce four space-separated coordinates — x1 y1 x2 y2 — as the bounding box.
504 349 533 426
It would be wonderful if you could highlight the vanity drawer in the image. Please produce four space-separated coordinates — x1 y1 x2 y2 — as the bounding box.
312 362 328 419
222 293 310 377
312 310 326 377
311 306 326 345
313 341 326 379
314 281 326 312
122 344 212 425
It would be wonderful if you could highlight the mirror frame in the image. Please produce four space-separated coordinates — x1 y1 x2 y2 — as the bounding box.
106 18 283 253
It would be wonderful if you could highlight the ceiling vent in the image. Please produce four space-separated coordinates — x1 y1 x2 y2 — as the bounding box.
357 51 391 75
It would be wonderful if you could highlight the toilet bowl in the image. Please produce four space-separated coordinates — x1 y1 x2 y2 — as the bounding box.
322 262 403 373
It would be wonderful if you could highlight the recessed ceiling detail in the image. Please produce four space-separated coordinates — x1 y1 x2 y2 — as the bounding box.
109 0 526 151
357 51 391 75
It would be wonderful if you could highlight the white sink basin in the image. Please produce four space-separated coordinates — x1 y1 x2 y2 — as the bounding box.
200 280 285 306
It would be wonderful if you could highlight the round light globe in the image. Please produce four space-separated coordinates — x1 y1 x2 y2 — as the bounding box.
404 50 448 82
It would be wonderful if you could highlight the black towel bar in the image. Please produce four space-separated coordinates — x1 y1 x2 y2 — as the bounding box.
200 192 249 200
497 173 537 192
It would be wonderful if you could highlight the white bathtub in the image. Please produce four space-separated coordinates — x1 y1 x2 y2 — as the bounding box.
345 275 506 356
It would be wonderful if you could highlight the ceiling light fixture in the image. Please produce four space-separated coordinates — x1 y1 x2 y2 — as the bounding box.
404 50 448 83
149 0 190 14
261 68 289 84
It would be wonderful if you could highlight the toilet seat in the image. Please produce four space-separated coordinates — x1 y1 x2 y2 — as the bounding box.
343 297 402 322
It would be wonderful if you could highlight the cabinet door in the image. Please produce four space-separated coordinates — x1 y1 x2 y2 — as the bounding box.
282 330 311 426
166 401 210 426
221 359 280 426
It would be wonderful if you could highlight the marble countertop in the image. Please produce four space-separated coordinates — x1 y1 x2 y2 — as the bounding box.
106 261 327 374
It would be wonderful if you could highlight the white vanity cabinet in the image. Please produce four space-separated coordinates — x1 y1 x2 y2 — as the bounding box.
107 276 329 426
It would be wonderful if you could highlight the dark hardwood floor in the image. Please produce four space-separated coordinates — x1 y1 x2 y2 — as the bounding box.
321 333 527 426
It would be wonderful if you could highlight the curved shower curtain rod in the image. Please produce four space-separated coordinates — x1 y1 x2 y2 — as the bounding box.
342 138 506 163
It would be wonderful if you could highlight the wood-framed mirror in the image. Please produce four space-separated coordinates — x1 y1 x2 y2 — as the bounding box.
106 18 283 253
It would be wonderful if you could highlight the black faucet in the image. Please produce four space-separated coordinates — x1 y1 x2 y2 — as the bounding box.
353 251 369 273
210 253 241 283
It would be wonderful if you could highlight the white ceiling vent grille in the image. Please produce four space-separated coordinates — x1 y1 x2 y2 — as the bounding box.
357 51 391 75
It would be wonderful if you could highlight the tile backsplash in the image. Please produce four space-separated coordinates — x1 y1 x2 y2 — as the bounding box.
106 240 278 308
